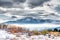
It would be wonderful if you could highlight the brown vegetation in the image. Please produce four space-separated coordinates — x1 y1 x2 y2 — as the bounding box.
0 24 60 36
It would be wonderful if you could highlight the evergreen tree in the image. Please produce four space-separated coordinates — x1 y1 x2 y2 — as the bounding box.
59 30 60 32
54 28 58 32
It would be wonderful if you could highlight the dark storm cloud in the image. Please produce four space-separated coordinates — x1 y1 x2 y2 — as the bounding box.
28 0 50 8
0 1 13 8
0 0 51 8
0 0 50 8
0 0 26 8
11 16 17 18
13 0 26 3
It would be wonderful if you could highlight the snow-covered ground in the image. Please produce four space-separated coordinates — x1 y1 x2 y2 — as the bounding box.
0 29 60 40
0 30 16 40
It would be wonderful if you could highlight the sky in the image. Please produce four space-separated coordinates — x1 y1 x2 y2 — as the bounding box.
0 0 60 26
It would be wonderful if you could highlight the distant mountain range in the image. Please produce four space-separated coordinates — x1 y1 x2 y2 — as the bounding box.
4 17 60 24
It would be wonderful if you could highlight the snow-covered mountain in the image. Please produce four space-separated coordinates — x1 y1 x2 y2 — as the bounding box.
4 17 60 24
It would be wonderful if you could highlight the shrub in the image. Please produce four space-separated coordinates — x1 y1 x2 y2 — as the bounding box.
41 30 48 35
54 28 58 32
32 30 40 35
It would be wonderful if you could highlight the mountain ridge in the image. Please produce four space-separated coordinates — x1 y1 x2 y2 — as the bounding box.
4 17 60 24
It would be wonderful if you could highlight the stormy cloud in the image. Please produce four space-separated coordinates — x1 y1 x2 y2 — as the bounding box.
0 0 51 8
0 0 26 8
28 0 50 8
0 1 13 8
13 0 26 3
